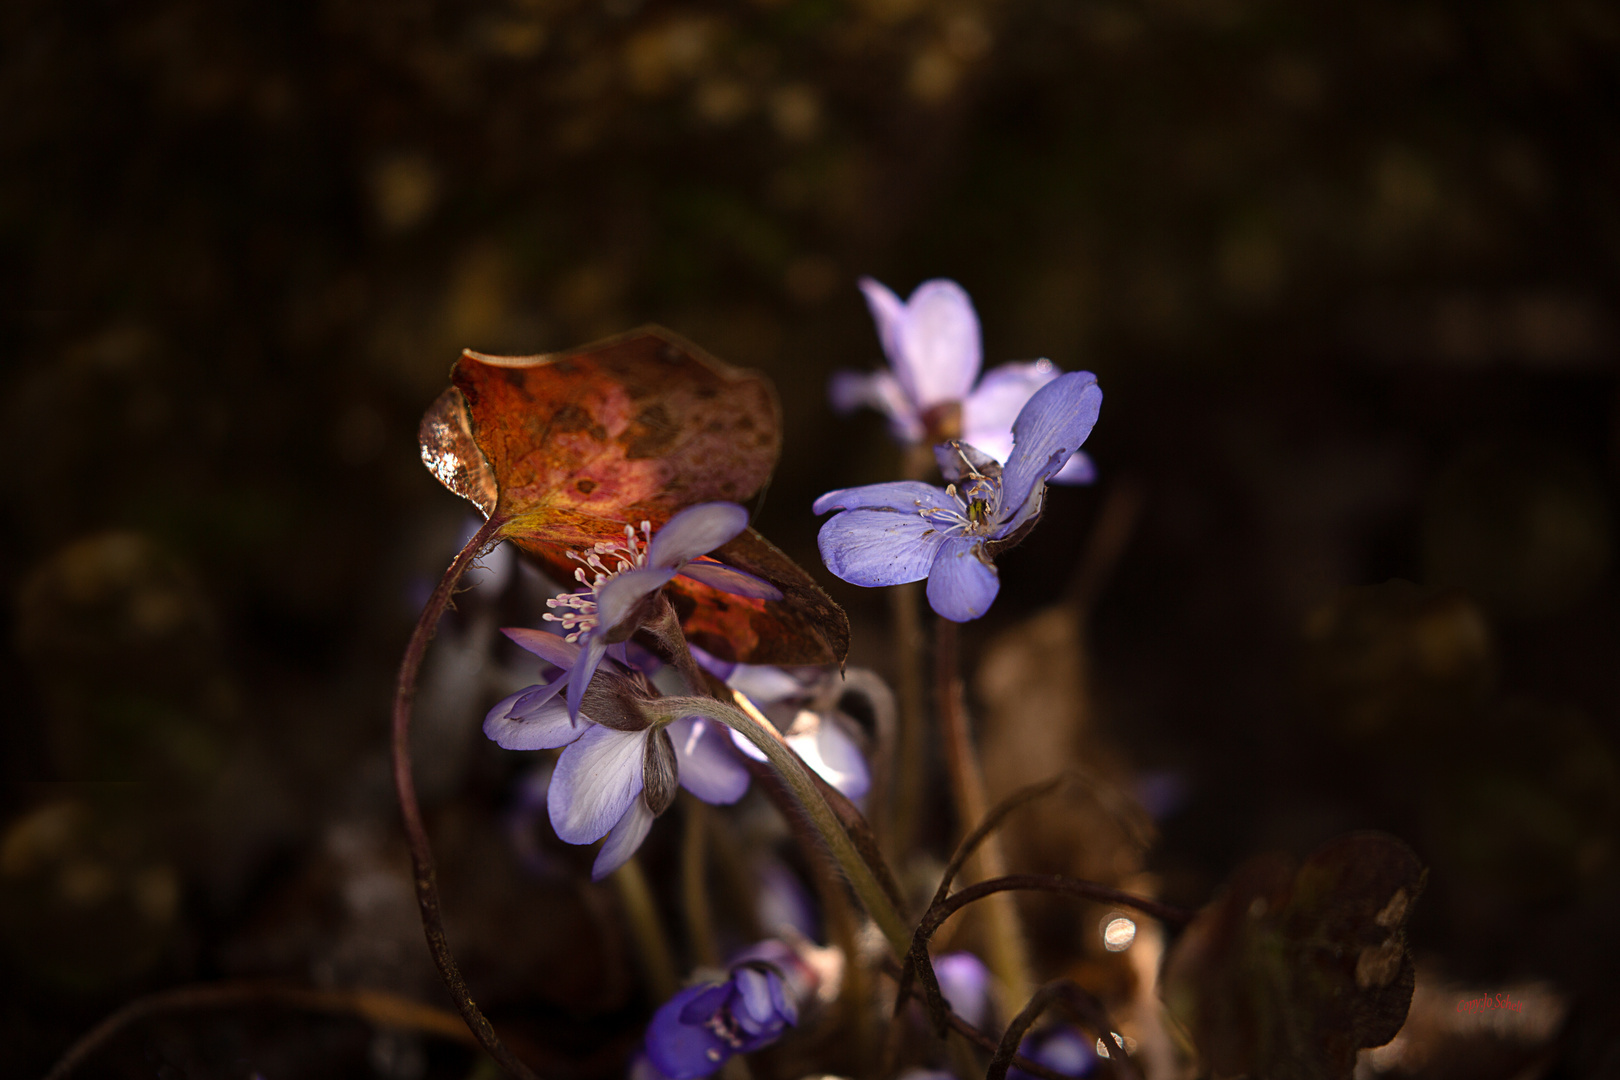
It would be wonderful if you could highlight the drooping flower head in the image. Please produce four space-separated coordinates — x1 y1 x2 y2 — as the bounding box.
485 635 750 879
526 501 782 721
830 277 1094 484
645 939 824 1080
814 370 1102 621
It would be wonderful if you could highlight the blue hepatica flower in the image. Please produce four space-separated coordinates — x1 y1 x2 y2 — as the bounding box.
814 371 1102 622
485 633 750 879
830 277 1095 484
531 502 781 722
934 951 994 1029
645 958 799 1079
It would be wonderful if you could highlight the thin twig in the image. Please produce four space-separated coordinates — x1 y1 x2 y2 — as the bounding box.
613 857 681 1002
682 798 721 969
46 981 478 1079
391 513 544 1080
986 980 1142 1080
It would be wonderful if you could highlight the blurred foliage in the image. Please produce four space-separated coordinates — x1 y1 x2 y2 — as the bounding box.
4 0 1620 1075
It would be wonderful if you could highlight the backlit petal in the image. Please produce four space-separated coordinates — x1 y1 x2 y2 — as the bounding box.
926 536 1000 622
565 633 611 722
829 369 923 442
549 724 645 844
670 715 751 804
677 560 782 600
896 279 982 408
961 360 1060 463
1000 371 1103 535
502 626 581 669
595 566 678 633
647 502 751 567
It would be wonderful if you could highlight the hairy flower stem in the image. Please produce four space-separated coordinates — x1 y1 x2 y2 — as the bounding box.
613 858 680 1002
390 513 543 1080
934 617 1034 1009
886 581 927 858
885 442 936 858
672 692 912 956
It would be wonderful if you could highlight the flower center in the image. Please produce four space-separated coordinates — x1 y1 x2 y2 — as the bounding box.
542 521 652 642
916 477 1001 537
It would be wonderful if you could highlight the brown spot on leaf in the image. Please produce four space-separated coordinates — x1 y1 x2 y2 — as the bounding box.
576 479 597 494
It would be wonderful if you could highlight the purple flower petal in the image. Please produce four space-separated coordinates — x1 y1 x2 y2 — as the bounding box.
813 480 956 517
502 626 581 669
829 369 923 442
548 724 646 844
858 277 909 381
647 984 732 1080
484 692 585 751
646 502 750 568
669 715 751 805
505 671 569 719
925 535 1000 622
725 664 804 705
677 560 783 600
817 509 950 587
565 632 611 722
934 952 993 1028
591 796 655 879
1000 372 1102 535
596 565 680 632
732 967 776 1032
892 279 982 408
960 360 1060 463
787 716 870 803
678 983 734 1025
728 727 769 763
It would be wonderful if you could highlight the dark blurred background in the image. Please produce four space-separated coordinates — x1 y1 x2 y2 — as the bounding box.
4 0 1619 1076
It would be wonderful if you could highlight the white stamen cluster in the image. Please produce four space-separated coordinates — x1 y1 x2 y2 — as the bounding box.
915 474 1000 536
542 521 653 642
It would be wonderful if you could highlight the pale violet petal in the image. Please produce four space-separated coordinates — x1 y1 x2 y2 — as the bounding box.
484 691 585 751
566 633 612 723
670 715 751 804
595 566 679 635
813 480 956 517
897 279 982 408
677 560 783 600
502 626 582 669
818 509 950 587
549 724 646 844
1050 449 1096 485
591 797 655 879
829 369 924 443
728 726 770 763
647 502 751 568
925 535 1000 622
1000 371 1103 535
787 717 870 803
960 360 1061 463
726 664 804 705
858 277 909 385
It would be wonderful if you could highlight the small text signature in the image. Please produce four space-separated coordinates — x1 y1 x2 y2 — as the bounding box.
1457 992 1523 1014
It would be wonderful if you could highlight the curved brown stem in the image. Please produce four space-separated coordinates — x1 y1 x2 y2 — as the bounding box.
392 513 545 1080
46 981 478 1079
986 980 1141 1080
878 958 1106 1080
907 874 1191 1038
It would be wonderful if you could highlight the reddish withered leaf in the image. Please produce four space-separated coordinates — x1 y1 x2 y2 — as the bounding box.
419 327 848 665
1161 832 1425 1080
670 528 850 665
